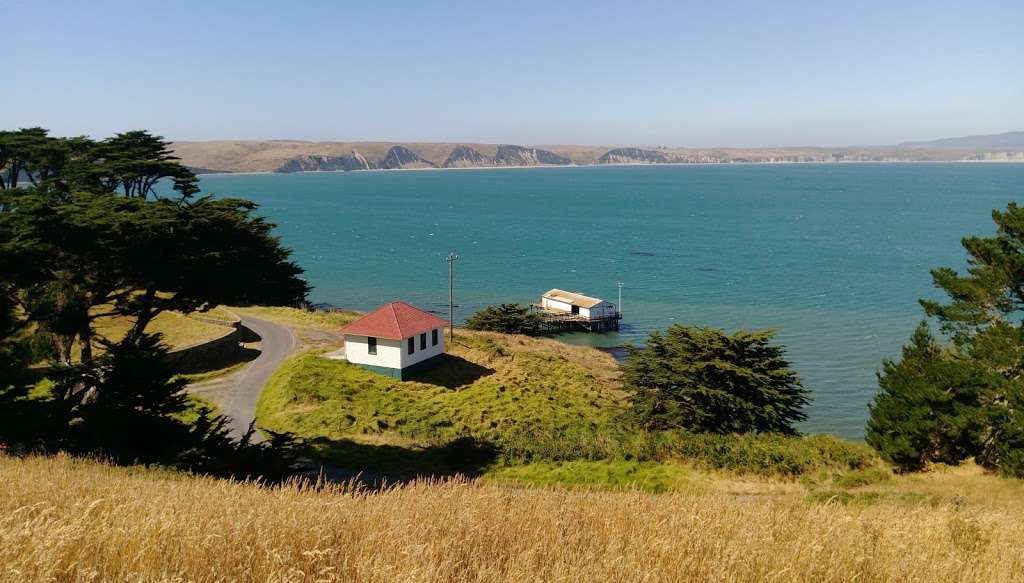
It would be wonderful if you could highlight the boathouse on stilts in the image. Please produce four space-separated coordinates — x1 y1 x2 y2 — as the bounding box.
531 289 622 332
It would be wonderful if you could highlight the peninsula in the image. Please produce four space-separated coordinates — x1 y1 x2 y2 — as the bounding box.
172 131 1024 174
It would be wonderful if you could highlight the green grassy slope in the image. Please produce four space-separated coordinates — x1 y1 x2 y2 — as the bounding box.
257 331 626 467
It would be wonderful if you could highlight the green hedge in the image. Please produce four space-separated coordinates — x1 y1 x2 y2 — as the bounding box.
493 429 880 476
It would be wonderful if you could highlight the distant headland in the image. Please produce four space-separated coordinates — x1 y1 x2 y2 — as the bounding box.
172 131 1024 174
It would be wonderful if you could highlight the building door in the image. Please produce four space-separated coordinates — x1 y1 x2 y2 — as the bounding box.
571 305 580 315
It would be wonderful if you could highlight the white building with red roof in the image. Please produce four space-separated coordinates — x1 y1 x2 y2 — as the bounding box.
339 301 449 379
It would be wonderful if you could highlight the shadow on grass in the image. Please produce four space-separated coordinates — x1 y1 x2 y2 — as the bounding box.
408 354 495 389
302 435 499 486
237 323 262 343
178 346 261 378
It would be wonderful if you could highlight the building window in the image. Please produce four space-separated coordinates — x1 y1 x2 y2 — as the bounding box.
367 336 377 355
408 337 415 354
432 329 438 346
420 333 426 350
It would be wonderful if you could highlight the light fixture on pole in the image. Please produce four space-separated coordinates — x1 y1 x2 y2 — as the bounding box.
617 281 624 317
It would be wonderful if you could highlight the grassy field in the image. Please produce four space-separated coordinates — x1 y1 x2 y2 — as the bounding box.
258 332 624 439
256 330 630 474
3 453 1024 582
93 307 237 350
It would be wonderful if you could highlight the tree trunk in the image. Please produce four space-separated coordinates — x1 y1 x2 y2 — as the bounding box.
125 287 158 344
79 325 93 363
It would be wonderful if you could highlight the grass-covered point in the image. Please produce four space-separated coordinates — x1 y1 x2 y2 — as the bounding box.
256 322 876 481
257 330 625 473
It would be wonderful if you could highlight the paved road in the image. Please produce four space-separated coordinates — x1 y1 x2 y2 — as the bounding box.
195 315 295 441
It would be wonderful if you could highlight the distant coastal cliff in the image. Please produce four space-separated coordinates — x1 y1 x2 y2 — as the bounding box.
171 131 1024 174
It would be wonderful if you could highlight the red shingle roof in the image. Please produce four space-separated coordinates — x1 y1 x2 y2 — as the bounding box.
339 301 449 340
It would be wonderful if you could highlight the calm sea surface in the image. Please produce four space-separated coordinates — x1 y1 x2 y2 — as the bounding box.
191 163 1024 439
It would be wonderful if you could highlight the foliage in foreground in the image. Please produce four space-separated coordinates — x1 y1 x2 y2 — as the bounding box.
0 127 308 480
868 202 1024 477
4 454 1024 582
465 303 543 335
623 325 809 434
0 334 298 480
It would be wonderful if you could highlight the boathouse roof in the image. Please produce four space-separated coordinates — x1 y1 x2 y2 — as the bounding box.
340 301 449 340
542 289 607 308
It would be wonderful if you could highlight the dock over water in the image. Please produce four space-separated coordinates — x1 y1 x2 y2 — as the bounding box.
532 289 622 332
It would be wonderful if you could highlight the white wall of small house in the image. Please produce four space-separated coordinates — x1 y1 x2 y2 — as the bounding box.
344 334 403 369
542 297 574 313
400 327 445 368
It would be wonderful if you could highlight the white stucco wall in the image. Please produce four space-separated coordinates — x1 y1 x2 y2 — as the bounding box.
400 327 446 368
542 297 574 313
344 334 403 369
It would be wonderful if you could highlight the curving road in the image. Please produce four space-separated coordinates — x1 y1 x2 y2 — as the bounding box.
190 315 295 442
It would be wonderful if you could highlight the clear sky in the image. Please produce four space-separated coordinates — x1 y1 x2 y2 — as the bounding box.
6 0 1022 147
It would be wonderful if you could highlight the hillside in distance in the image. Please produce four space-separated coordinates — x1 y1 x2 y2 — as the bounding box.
898 131 1024 150
172 132 1024 174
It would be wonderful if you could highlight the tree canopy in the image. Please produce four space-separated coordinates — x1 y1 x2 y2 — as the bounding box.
0 127 307 479
465 304 543 335
867 202 1024 476
623 325 808 434
0 128 197 198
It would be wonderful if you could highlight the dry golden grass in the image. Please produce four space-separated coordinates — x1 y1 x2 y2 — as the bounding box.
3 454 1023 582
92 309 235 351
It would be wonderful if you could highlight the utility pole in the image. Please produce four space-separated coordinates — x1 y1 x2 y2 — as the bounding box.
446 252 459 343
617 281 624 317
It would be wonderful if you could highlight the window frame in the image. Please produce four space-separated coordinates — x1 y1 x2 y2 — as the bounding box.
407 337 415 355
420 332 427 350
432 329 438 346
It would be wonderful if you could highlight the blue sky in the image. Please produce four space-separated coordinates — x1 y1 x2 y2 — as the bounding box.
6 0 1022 146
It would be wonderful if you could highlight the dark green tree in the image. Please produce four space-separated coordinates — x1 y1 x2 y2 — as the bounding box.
44 332 298 479
866 323 998 471
867 202 1024 476
0 127 307 478
0 128 197 198
465 303 543 335
3 190 308 365
94 131 199 198
623 325 808 434
0 127 65 191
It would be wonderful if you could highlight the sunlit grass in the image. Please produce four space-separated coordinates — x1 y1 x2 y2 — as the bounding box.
256 331 624 447
3 454 1023 582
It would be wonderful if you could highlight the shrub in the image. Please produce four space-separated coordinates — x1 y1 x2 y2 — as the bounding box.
465 304 543 335
623 325 809 434
832 467 892 488
492 428 879 477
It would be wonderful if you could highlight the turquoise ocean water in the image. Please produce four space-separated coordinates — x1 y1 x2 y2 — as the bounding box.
192 163 1024 439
